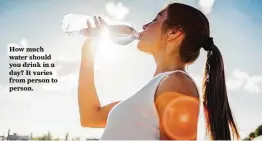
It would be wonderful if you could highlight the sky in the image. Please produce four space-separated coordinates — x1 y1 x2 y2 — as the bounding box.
0 0 262 139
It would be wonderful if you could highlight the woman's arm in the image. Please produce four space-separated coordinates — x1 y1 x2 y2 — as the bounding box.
78 39 120 128
155 72 200 140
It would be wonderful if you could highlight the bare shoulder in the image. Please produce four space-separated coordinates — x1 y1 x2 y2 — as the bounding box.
155 71 199 99
154 71 200 140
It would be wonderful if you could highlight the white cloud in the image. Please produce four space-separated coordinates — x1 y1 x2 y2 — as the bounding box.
166 0 216 14
198 0 215 14
101 16 131 26
190 69 262 94
227 69 247 91
7 38 29 55
227 69 262 94
41 72 78 92
20 38 28 48
105 2 129 20
7 42 24 56
244 75 262 93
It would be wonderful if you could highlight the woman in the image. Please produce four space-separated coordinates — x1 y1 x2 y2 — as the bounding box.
78 3 240 140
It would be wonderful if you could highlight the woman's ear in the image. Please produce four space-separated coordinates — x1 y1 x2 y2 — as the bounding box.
166 27 183 41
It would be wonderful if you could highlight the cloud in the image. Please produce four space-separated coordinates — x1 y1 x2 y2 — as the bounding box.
7 42 24 56
198 0 215 14
105 2 129 20
52 60 79 77
245 76 262 93
41 72 78 93
38 58 80 92
166 0 215 14
190 69 262 94
226 70 247 91
101 16 131 26
227 69 262 94
20 38 28 48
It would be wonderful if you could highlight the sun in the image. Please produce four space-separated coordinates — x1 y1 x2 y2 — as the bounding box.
93 28 118 69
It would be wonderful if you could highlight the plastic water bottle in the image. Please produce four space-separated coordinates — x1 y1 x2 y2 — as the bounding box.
61 14 139 45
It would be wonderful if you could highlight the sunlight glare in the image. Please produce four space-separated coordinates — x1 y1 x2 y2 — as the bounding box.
93 28 118 69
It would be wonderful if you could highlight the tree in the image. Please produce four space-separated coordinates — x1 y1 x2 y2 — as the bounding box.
255 125 262 137
249 132 255 140
36 131 53 140
7 129 10 136
46 131 52 140
243 125 262 140
65 132 69 141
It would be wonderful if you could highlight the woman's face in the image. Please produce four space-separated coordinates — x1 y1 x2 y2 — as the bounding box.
138 9 168 55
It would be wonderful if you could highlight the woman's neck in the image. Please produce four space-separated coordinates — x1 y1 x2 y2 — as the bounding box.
153 54 185 76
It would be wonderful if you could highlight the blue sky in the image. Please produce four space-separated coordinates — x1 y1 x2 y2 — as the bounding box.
0 0 261 139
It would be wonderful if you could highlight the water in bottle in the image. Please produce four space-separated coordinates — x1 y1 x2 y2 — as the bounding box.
61 14 139 45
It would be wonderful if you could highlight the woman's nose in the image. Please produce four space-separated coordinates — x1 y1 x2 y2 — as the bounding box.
143 22 150 30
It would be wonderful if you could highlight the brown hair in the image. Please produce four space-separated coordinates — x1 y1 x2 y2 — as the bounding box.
164 3 240 140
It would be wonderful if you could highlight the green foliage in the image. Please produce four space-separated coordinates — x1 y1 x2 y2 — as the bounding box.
255 125 262 137
243 125 262 140
249 132 255 138
31 131 53 140
65 132 69 141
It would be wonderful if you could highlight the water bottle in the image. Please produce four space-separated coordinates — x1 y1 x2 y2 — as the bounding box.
61 14 139 45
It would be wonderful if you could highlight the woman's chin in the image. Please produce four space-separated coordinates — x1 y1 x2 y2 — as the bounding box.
137 42 148 52
137 42 143 50
137 41 154 55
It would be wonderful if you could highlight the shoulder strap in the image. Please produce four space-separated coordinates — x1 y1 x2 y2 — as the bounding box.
164 70 200 95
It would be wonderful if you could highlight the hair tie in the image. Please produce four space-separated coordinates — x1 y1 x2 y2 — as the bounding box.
202 37 214 51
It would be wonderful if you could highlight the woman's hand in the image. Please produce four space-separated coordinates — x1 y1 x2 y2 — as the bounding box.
81 16 108 54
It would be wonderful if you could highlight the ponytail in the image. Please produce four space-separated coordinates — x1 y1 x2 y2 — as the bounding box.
202 38 240 140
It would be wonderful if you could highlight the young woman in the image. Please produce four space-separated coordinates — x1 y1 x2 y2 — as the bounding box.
78 3 240 140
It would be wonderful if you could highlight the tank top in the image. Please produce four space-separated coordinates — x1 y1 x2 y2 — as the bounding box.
100 70 208 140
